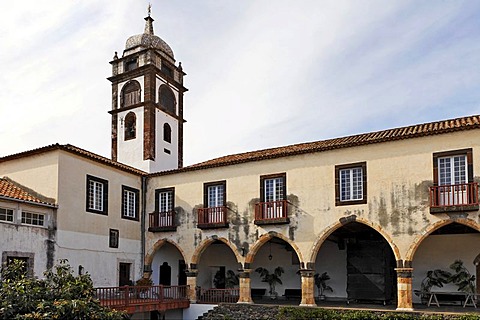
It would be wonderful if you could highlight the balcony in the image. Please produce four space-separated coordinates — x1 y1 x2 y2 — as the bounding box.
254 200 289 225
197 206 229 229
95 285 189 314
149 211 177 232
429 182 479 214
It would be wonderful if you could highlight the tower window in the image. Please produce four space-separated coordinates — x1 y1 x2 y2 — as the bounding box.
161 65 173 78
159 85 176 114
125 58 138 71
124 112 136 140
121 80 141 108
163 123 172 143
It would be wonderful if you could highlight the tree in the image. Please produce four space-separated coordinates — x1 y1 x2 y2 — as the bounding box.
0 259 127 320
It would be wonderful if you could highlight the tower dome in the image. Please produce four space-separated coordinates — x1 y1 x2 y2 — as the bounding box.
124 10 174 59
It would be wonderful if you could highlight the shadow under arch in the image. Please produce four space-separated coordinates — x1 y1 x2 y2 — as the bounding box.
245 231 304 265
145 238 188 266
191 236 243 266
405 218 480 262
308 216 401 264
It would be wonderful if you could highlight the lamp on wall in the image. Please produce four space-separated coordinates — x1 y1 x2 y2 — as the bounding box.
268 242 273 261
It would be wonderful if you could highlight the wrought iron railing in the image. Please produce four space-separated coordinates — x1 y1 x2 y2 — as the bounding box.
429 182 478 208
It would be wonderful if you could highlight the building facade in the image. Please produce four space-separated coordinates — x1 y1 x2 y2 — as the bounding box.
0 9 479 316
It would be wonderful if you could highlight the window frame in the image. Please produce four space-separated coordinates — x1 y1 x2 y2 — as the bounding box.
109 229 119 248
155 187 175 213
86 175 109 215
2 252 34 278
163 123 172 143
159 85 176 114
433 148 473 186
124 112 136 141
0 207 14 223
260 173 286 203
203 181 227 208
21 211 45 227
335 162 367 206
121 185 139 221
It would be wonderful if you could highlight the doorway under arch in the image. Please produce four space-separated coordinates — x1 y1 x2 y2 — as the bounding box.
313 221 397 305
151 242 187 286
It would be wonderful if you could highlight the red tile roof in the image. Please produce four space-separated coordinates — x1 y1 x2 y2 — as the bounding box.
0 178 56 207
150 114 480 176
0 144 146 175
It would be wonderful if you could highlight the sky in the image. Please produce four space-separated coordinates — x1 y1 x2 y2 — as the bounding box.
1 1 480 166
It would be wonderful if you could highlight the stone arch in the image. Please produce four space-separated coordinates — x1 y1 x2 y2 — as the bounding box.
245 231 304 265
145 238 188 266
308 216 401 264
191 236 242 266
405 218 480 262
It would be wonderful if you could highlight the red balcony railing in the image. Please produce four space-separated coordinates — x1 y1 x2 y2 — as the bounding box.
254 200 289 224
196 288 239 304
429 182 479 208
95 285 189 312
197 206 228 229
149 211 176 232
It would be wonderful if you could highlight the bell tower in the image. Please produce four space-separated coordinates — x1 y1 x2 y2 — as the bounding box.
108 7 187 173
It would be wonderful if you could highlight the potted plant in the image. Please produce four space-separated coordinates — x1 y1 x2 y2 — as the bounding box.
414 269 451 304
449 259 476 294
213 269 226 289
255 266 284 299
136 277 153 298
225 270 239 288
314 272 333 300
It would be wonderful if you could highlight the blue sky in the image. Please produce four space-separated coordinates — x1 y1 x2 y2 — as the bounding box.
1 1 480 165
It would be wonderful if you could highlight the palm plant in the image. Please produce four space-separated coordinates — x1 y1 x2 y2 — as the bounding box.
255 266 284 298
414 269 451 303
225 270 239 288
449 259 476 294
314 272 333 299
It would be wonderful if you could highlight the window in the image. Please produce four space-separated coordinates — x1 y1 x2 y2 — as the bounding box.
255 173 288 223
159 85 176 114
125 58 138 71
431 149 475 208
122 186 139 220
121 80 141 107
86 175 108 215
124 112 136 140
205 181 226 208
335 162 367 206
2 252 34 277
0 207 13 223
261 173 286 203
109 229 119 248
161 64 173 78
163 123 172 143
156 188 174 213
21 211 45 226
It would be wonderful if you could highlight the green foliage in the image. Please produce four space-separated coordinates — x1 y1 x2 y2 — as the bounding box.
0 259 127 320
225 270 239 288
314 272 333 297
255 266 284 296
449 260 476 294
276 306 480 320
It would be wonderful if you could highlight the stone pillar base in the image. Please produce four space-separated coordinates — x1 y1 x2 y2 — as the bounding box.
396 308 414 312
300 269 317 307
299 303 317 307
395 267 413 310
238 270 253 304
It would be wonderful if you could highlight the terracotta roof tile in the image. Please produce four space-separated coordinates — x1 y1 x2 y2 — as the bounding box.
0 144 146 176
150 114 480 176
0 178 56 207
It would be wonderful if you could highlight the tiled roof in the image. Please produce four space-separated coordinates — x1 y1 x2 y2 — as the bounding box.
0 144 146 176
150 114 480 176
0 178 56 207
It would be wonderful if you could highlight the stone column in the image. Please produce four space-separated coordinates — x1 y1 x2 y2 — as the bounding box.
237 269 253 304
395 267 414 311
299 269 316 307
186 270 198 303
